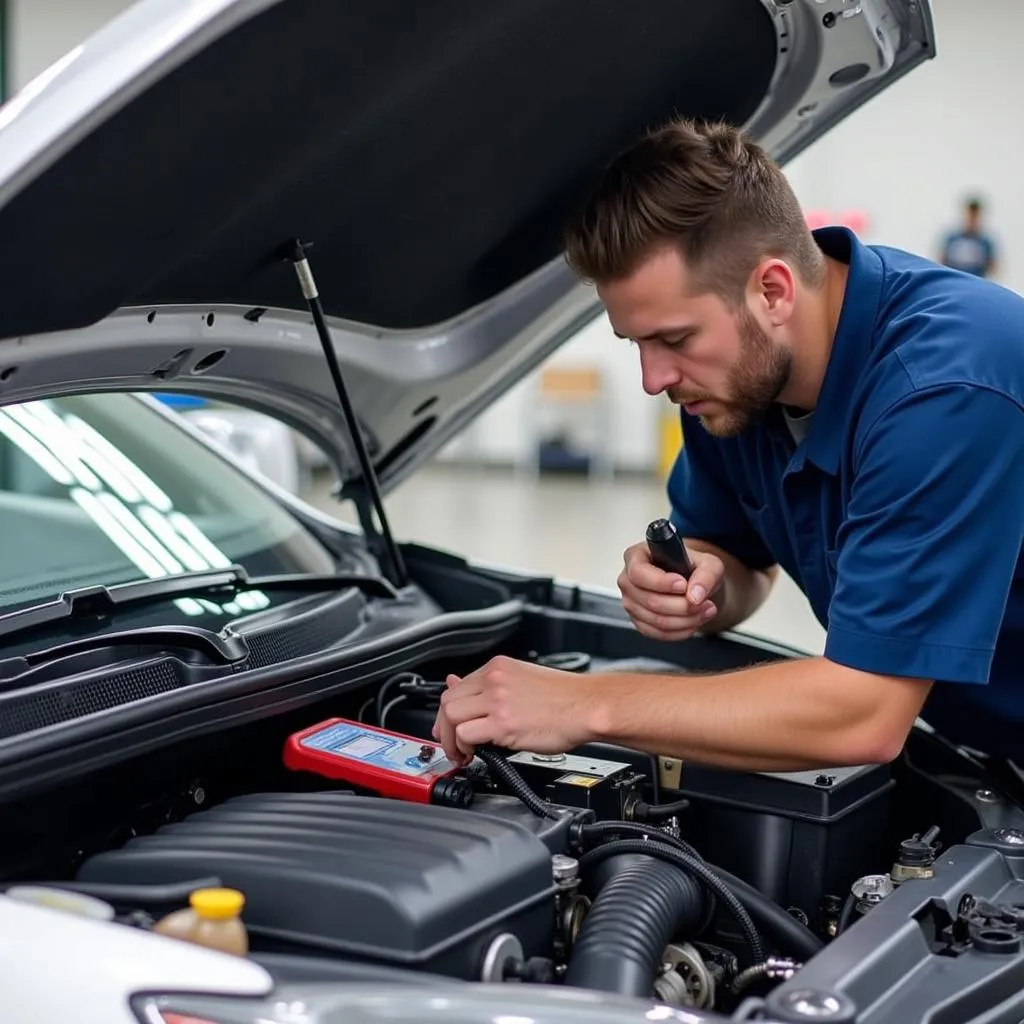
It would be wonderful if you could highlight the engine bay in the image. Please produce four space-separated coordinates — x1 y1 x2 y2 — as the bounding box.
5 646 1024 1023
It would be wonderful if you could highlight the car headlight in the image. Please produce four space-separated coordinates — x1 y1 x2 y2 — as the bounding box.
133 993 313 1024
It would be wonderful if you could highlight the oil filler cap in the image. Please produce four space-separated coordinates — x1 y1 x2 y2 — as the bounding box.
765 987 857 1023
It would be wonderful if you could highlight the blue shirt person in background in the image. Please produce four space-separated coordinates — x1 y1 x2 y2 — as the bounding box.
432 119 1024 781
940 196 998 278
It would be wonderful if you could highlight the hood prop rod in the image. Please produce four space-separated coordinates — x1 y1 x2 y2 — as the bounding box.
287 239 408 589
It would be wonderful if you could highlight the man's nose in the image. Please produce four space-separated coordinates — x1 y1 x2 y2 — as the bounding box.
639 347 681 397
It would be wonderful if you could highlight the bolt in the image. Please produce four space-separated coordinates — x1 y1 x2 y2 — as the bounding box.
552 854 579 884
976 789 1000 804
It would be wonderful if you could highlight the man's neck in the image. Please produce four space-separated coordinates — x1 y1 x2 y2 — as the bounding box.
778 256 850 413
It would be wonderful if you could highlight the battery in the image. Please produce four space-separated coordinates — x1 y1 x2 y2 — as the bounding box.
284 717 472 807
503 750 645 819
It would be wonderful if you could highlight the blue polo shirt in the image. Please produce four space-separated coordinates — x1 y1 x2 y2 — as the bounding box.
667 227 1024 759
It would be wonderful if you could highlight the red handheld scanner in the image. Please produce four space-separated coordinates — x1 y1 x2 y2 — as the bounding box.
284 717 471 806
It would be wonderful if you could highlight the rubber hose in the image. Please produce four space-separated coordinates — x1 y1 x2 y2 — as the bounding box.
579 839 765 964
586 852 717 937
476 746 562 818
706 863 824 961
580 822 823 961
565 855 708 997
631 797 691 822
581 822 714 934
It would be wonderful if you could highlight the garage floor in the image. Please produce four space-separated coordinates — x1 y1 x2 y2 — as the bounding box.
303 465 826 656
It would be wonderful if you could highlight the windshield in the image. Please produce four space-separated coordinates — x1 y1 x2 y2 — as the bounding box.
0 393 337 614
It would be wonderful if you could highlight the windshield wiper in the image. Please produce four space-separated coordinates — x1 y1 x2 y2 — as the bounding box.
0 624 251 684
0 564 398 643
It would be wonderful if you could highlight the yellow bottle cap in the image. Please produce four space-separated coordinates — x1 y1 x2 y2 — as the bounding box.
189 887 245 920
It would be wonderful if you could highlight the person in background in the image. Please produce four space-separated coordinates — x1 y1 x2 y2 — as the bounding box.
940 196 997 278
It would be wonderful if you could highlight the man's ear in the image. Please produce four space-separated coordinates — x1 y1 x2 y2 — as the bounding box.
751 259 797 325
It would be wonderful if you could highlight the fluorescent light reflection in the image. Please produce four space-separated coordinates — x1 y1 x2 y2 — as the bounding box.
71 488 169 579
0 411 75 486
9 404 103 490
66 414 174 511
6 399 268 618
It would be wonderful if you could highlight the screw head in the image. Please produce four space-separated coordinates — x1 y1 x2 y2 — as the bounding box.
976 788 1000 803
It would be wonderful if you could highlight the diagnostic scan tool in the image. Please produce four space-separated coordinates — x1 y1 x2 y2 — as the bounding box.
284 718 473 807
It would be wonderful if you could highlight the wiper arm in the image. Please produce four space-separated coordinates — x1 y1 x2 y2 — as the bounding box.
0 624 250 685
0 565 398 643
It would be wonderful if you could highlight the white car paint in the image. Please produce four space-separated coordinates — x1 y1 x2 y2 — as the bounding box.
0 893 273 1022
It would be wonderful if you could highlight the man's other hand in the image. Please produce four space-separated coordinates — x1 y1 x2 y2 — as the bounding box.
430 657 592 765
618 538 725 641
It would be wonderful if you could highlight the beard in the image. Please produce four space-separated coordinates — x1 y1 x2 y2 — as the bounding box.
668 307 791 438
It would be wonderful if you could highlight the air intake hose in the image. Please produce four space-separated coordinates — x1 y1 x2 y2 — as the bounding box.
565 854 709 998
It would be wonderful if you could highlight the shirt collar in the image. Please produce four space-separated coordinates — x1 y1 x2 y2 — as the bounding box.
801 226 885 475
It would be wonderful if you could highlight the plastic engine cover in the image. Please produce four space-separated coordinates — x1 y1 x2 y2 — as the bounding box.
75 791 559 978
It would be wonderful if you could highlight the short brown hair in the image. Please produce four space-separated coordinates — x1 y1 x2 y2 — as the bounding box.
563 118 825 303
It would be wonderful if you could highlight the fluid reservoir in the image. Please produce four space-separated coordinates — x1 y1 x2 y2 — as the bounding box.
152 887 249 956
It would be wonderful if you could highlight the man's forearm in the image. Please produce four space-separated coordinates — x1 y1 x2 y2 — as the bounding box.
585 656 933 772
686 538 777 633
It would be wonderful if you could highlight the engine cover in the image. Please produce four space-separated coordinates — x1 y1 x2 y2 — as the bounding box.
75 790 568 979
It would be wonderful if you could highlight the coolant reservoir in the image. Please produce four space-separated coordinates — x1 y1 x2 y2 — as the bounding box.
152 887 249 956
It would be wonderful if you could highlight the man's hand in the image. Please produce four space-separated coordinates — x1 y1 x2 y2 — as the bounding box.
617 539 725 640
431 657 592 765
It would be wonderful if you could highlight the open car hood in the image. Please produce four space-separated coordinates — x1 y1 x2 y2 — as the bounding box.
0 0 934 493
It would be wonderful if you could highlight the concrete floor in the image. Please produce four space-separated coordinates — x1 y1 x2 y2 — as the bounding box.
302 465 827 656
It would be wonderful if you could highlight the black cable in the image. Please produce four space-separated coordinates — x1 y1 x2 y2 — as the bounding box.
579 838 765 964
375 671 422 725
836 892 857 935
704 864 825 960
475 746 562 818
581 819 704 862
731 958 801 995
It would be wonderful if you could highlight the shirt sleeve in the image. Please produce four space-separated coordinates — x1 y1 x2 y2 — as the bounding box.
825 385 1024 684
666 419 776 571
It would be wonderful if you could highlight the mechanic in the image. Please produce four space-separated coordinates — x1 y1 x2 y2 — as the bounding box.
433 117 1024 774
